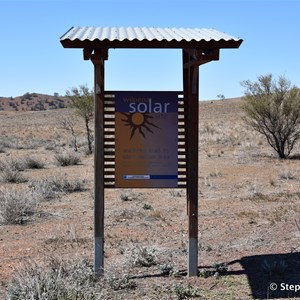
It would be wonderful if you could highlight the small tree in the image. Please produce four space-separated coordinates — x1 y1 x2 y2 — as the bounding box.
59 114 79 152
241 74 300 159
66 85 94 154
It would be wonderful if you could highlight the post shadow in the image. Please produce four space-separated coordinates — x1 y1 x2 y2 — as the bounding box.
124 252 299 298
226 252 300 299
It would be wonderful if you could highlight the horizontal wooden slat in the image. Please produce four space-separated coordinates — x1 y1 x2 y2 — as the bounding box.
104 171 115 175
104 124 115 129
177 184 187 188
178 171 187 175
104 177 115 182
104 184 115 188
104 159 115 162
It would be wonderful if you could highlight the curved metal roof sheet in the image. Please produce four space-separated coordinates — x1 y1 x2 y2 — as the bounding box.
60 26 243 49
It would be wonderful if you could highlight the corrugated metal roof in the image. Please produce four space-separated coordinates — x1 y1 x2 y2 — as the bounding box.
60 26 242 49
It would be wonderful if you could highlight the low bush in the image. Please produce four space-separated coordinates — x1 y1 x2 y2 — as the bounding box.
31 176 87 200
54 151 81 166
107 274 137 291
172 282 202 300
130 246 158 267
0 144 6 153
5 258 102 300
0 158 27 183
23 157 45 169
0 188 38 225
0 158 25 172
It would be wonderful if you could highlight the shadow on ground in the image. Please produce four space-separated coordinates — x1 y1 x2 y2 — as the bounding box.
129 252 300 299
227 252 300 299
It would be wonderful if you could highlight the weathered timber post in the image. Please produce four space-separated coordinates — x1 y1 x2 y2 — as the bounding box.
183 49 199 276
91 49 108 276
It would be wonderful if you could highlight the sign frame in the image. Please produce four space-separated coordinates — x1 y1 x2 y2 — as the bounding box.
114 91 180 189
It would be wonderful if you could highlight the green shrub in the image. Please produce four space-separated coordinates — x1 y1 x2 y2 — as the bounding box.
241 74 300 159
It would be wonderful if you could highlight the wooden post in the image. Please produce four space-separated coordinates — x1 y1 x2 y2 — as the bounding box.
92 50 106 276
183 49 199 276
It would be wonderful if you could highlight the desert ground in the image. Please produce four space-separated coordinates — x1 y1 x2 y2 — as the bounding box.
0 97 300 299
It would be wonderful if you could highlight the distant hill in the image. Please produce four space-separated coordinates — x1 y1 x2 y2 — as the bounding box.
0 93 71 111
0 92 243 112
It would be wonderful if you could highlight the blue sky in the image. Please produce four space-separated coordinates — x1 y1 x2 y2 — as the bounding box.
1 0 299 100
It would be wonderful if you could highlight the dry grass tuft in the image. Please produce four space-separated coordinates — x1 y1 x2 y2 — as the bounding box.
54 150 81 166
0 187 38 225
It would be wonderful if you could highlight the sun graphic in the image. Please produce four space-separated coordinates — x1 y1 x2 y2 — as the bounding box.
121 112 160 140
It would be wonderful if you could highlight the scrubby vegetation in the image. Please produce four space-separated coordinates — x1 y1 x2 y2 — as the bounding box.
1 93 300 299
241 74 300 159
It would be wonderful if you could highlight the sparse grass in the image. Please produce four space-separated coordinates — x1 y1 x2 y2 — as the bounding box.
3 98 300 299
57 177 87 193
44 236 90 250
5 258 102 300
4 139 44 150
0 145 6 153
202 123 217 135
198 262 229 278
237 210 260 219
54 150 81 166
142 203 153 210
0 168 27 183
31 176 87 200
0 159 27 183
44 143 57 151
248 183 263 198
209 169 222 177
0 187 38 225
160 263 174 276
149 210 165 221
120 190 143 201
22 156 45 169
279 169 295 180
107 274 137 291
129 246 158 267
267 207 289 225
0 158 25 172
172 282 202 300
169 189 184 197
269 176 277 186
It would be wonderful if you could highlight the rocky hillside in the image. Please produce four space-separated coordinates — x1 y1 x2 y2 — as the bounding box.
0 92 70 111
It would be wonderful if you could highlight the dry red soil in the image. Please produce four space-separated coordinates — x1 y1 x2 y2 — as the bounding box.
0 98 300 299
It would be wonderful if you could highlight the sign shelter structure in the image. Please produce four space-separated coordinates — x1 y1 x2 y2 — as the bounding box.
60 26 243 277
